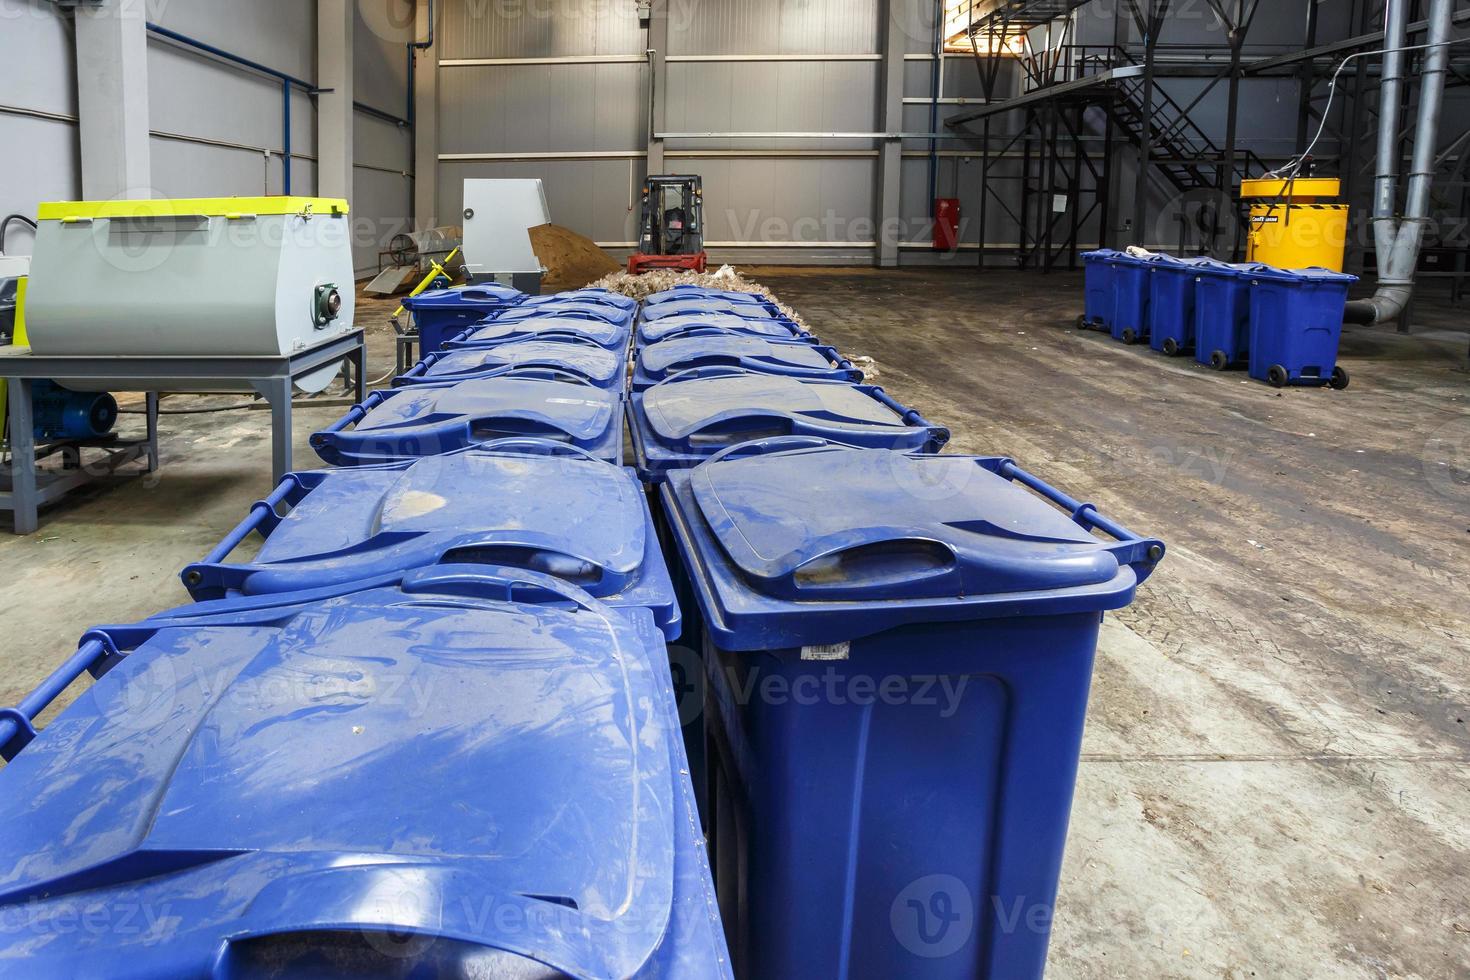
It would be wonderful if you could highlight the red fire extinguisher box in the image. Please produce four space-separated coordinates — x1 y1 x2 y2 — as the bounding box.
934 198 960 250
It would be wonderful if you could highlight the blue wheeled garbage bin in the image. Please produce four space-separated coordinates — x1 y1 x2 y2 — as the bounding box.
311 372 625 466
1148 254 1206 356
396 337 626 392
640 298 784 322
181 438 680 638
1106 250 1161 344
496 300 635 327
633 335 859 389
1246 265 1357 388
0 569 731 978
1079 248 1121 331
402 284 526 355
658 439 1164 980
518 287 638 312
644 286 773 307
636 312 811 349
628 368 949 481
449 311 633 352
1193 259 1261 370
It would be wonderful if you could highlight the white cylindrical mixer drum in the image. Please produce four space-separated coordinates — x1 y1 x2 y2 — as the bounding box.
24 198 355 392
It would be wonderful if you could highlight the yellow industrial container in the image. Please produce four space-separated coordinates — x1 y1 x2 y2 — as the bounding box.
1241 177 1348 272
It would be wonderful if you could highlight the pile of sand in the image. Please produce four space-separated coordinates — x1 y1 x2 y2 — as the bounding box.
591 265 807 327
529 223 621 291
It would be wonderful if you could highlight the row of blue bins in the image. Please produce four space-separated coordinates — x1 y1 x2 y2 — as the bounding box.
0 279 1166 979
1081 248 1356 389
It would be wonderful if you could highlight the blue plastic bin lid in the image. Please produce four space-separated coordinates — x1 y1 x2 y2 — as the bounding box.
639 334 841 379
355 375 617 446
453 312 631 349
193 442 652 596
640 298 781 321
496 301 633 325
0 571 691 977
1244 264 1358 284
643 286 769 306
639 369 945 451
520 287 637 311
687 443 1144 603
639 312 805 345
1081 248 1122 261
410 338 622 387
402 284 525 310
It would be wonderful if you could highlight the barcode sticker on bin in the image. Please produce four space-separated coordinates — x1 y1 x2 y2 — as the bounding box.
801 642 850 661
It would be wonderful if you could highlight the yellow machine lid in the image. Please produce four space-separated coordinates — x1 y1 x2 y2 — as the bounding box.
36 197 350 221
1239 178 1340 199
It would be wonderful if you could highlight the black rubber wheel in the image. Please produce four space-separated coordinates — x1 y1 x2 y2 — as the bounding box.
1329 365 1350 390
1162 338 1180 356
1076 314 1089 330
1210 350 1229 370
1267 364 1289 388
1121 328 1137 345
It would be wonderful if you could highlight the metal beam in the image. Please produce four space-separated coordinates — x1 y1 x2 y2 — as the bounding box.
944 65 1143 126
877 0 905 267
1244 8 1470 75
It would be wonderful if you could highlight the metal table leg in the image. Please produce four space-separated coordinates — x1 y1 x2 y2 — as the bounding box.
354 342 368 403
8 378 38 534
251 377 294 484
145 392 160 472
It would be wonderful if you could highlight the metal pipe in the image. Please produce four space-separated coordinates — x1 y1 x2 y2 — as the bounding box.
282 80 292 194
1346 0 1454 324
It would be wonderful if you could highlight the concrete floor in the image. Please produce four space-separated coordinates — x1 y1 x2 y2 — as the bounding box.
3 269 1468 977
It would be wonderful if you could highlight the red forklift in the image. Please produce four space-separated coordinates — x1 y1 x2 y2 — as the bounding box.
628 174 708 274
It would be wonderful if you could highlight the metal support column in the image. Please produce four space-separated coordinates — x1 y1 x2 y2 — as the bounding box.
317 0 355 199
877 0 907 268
74 0 151 199
645 0 670 176
413 0 439 228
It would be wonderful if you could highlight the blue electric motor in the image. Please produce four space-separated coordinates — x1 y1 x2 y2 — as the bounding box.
32 380 118 441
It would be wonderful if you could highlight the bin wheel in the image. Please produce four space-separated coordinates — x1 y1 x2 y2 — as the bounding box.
1162 338 1180 356
1329 365 1350 390
1121 328 1137 344
1267 364 1289 388
1209 350 1229 370
1075 314 1089 330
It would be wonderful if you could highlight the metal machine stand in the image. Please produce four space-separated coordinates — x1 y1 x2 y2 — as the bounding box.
2 329 366 534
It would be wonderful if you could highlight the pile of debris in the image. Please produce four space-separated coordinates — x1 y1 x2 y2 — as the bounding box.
592 264 808 327
529 223 621 291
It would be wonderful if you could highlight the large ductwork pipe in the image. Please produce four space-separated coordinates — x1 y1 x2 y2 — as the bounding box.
1345 0 1454 324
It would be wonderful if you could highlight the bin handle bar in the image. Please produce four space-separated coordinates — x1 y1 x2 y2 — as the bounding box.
994 459 1165 575
400 565 602 613
867 385 948 435
0 633 117 762
321 389 389 434
196 474 309 566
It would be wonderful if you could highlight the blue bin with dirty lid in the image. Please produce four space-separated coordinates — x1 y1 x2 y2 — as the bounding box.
1148 254 1208 356
657 438 1164 980
628 367 948 481
1246 265 1357 388
312 373 624 466
396 336 625 392
637 312 811 349
1106 250 1162 344
402 284 526 355
644 286 775 310
449 311 632 352
1193 259 1262 369
0 568 731 978
634 334 859 390
1079 248 1121 331
519 287 637 312
640 298 785 322
183 438 679 638
497 301 634 327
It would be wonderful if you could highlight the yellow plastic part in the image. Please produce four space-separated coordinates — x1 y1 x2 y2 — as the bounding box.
36 197 350 221
1246 203 1349 272
394 247 462 319
1239 178 1341 201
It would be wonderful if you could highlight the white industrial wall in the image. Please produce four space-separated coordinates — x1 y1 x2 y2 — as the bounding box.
0 0 413 275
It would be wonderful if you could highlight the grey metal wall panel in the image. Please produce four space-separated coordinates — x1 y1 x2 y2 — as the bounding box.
438 0 643 59
440 64 647 153
148 137 313 199
668 0 879 56
439 158 644 244
0 2 77 250
356 0 415 117
351 165 415 273
150 0 317 81
148 44 316 157
684 156 877 242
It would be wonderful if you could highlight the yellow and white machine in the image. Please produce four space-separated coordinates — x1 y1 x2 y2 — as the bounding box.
1242 177 1348 272
24 197 354 391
